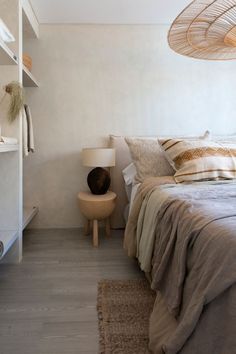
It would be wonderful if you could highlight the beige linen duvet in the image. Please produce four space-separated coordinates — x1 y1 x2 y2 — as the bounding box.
124 178 236 354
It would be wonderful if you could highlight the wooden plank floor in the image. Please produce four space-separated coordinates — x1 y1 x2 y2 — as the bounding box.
0 229 142 354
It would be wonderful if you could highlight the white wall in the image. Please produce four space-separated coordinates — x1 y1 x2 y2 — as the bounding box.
24 24 236 228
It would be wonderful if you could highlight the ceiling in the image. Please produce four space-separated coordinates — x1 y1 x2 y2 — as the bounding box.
30 0 191 25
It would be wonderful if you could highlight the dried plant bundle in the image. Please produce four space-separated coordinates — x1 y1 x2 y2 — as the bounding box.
168 0 236 60
5 81 24 122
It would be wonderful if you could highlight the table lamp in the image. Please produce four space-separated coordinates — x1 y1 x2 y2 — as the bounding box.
82 148 116 195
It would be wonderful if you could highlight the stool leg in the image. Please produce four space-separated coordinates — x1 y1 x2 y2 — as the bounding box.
93 220 98 247
105 218 111 237
84 220 90 236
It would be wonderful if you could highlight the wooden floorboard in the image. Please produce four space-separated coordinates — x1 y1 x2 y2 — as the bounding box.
0 228 142 354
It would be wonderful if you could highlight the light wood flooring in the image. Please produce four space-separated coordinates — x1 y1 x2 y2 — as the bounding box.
0 228 142 354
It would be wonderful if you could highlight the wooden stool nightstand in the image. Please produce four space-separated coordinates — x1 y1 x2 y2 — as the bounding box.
78 191 117 247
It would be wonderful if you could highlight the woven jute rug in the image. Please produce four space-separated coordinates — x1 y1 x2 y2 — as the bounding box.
97 279 156 354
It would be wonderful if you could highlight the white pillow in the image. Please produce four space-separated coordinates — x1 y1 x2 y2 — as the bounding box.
214 134 236 142
122 163 137 185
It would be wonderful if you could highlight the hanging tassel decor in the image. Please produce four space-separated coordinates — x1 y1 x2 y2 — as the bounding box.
4 81 24 123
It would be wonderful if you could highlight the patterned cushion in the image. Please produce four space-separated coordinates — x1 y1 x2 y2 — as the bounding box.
158 138 236 183
125 138 175 183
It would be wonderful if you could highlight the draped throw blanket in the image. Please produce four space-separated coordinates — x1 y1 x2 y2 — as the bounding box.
124 179 236 354
124 176 176 262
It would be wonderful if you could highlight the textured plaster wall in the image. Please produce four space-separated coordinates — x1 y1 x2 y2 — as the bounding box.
24 25 236 228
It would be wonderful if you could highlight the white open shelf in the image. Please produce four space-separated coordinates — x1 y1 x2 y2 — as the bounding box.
23 206 39 230
0 144 19 153
0 230 18 260
22 0 39 39
0 38 17 65
0 0 39 263
23 64 39 87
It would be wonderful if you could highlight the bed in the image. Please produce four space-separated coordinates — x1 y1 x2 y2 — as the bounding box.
109 134 236 354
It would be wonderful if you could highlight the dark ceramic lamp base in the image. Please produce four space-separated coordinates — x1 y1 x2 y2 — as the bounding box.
87 167 111 195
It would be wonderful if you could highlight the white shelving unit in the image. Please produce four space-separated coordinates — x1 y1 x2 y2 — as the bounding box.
0 144 19 153
0 38 18 65
23 64 39 87
23 206 39 230
0 0 39 263
22 1 39 233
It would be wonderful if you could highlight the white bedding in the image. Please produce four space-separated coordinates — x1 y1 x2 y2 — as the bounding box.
129 183 140 215
123 183 141 223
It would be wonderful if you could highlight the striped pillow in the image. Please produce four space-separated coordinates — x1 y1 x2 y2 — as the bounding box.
158 138 236 183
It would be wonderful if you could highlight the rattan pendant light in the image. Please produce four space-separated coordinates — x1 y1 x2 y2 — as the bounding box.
168 0 236 60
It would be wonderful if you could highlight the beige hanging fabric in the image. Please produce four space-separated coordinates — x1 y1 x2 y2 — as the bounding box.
22 106 28 157
22 104 35 157
24 104 35 153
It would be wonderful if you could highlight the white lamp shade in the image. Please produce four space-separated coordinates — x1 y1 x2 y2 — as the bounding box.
82 148 116 167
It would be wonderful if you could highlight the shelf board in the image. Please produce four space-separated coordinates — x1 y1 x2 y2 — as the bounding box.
23 206 39 230
0 230 18 259
23 65 39 87
22 0 39 39
0 144 19 153
0 38 17 65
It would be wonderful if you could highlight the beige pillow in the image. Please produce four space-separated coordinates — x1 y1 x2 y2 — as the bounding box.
125 138 175 182
158 138 236 183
